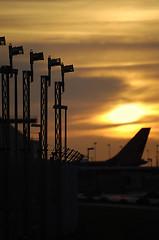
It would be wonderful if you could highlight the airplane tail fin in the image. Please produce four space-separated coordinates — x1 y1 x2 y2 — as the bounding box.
105 128 151 166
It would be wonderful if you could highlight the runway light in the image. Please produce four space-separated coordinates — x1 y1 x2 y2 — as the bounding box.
0 36 6 46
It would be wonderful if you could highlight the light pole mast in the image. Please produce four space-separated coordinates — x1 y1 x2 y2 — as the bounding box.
94 142 97 161
53 63 74 161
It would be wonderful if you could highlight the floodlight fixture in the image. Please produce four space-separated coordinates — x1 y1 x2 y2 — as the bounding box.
9 43 24 68
0 36 6 46
88 147 94 151
30 50 44 82
48 56 61 67
87 147 94 161
62 64 74 73
48 56 61 86
9 45 23 56
30 51 44 63
61 63 74 92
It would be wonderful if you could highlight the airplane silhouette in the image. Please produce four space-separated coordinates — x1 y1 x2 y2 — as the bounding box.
79 128 150 167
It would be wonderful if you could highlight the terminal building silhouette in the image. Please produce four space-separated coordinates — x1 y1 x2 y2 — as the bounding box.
0 123 77 240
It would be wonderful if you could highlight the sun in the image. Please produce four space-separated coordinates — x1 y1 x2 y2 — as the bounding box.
108 104 146 124
96 104 148 124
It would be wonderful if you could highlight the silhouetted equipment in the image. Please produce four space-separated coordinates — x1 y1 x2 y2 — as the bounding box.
30 50 44 82
61 63 74 92
23 70 32 141
87 147 94 161
53 63 74 162
8 44 24 144
40 75 50 240
0 64 21 240
50 147 84 162
9 43 24 69
94 142 97 161
48 56 61 86
53 105 68 161
0 40 80 240
0 36 6 45
41 75 49 160
54 82 62 161
0 65 19 146
1 66 11 240
64 106 67 161
23 51 45 239
0 117 37 124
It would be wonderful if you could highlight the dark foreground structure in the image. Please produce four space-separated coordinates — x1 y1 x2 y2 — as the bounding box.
75 204 159 240
0 125 77 240
0 37 79 240
78 166 159 194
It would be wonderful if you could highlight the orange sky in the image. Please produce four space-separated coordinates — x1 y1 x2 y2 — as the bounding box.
1 0 159 164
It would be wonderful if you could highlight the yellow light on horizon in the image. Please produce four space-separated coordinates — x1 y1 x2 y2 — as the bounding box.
94 103 156 126
108 104 146 124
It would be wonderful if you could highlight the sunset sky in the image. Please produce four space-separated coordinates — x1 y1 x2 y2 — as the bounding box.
1 0 159 164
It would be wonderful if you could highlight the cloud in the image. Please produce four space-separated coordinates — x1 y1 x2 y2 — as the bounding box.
63 74 128 117
2 0 159 11
69 120 142 131
0 0 73 1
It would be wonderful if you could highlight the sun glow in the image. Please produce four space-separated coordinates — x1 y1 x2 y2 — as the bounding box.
108 104 146 124
97 104 151 124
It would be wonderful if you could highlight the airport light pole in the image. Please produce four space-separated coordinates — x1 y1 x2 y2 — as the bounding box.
9 43 24 146
31 122 46 239
147 149 152 167
53 62 74 240
23 50 44 141
48 56 61 86
9 43 24 69
87 147 94 161
40 75 50 161
8 45 24 240
22 50 44 240
54 63 74 161
30 50 44 82
1 39 24 240
61 63 74 92
63 105 68 162
48 56 61 160
94 142 97 161
0 36 6 45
